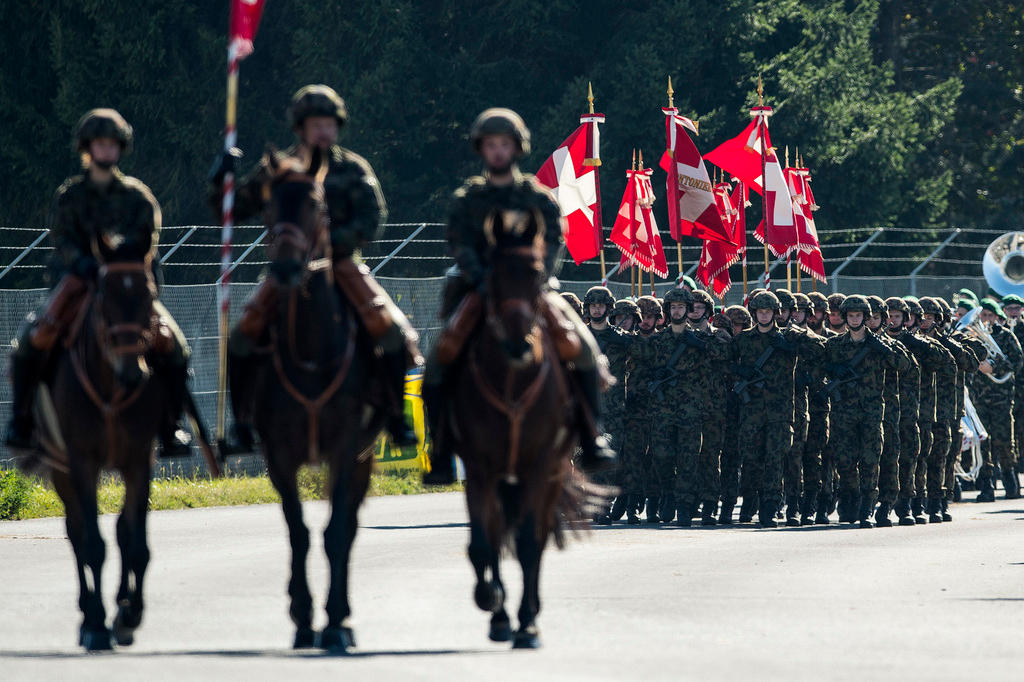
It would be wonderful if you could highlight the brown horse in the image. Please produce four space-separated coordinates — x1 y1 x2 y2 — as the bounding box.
240 149 388 653
30 242 178 650
449 210 599 649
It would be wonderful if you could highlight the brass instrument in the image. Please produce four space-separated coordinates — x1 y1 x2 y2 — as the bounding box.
983 232 1024 298
956 307 1012 383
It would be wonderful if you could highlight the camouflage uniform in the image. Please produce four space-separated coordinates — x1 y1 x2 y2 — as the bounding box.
729 291 821 527
803 292 835 523
718 305 752 524
969 299 1024 500
822 296 899 526
885 298 923 525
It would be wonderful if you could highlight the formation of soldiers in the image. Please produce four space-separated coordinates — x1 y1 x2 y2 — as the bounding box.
570 283 1024 528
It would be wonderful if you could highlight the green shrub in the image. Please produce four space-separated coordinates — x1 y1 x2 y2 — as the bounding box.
0 469 31 520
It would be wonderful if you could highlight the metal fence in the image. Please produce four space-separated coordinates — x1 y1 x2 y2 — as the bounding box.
0 222 1005 474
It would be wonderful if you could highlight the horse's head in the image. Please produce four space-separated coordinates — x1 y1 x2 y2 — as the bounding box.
262 146 330 285
91 236 156 387
484 208 547 366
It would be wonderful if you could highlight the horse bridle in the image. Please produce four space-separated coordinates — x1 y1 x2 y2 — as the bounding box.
94 261 155 358
485 245 544 343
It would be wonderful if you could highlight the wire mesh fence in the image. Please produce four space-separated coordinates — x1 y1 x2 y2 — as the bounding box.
0 222 1008 476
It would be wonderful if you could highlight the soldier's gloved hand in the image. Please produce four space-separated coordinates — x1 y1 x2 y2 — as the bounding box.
733 364 755 380
683 330 707 350
70 255 99 280
208 147 243 184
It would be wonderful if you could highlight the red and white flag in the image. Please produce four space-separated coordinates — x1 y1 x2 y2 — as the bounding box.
790 165 826 283
230 0 266 59
610 165 668 278
660 109 735 245
697 183 743 297
536 119 603 265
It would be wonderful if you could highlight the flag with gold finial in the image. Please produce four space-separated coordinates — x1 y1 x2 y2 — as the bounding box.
610 151 669 278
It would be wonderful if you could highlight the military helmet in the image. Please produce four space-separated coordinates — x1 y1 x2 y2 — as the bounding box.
885 296 910 315
724 304 753 329
687 289 714 319
839 295 871 315
636 295 662 318
75 108 133 153
583 286 615 308
904 297 924 318
470 108 531 156
867 295 886 316
807 291 829 313
793 292 812 312
287 85 348 129
775 288 796 311
559 291 583 318
749 290 781 312
663 287 692 305
918 296 943 317
612 298 640 320
827 293 846 312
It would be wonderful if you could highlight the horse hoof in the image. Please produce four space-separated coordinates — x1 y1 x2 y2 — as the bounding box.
79 626 113 652
474 581 504 613
489 615 513 642
320 626 355 654
511 627 541 650
293 627 317 649
112 602 140 647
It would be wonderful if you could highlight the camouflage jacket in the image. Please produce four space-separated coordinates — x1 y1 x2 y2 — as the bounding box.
970 323 1024 407
728 325 822 423
936 330 981 419
590 324 632 410
632 326 729 416
695 325 733 416
878 333 915 425
822 331 899 420
446 172 562 289
49 171 161 282
906 333 955 423
888 332 922 426
806 327 836 417
210 144 386 258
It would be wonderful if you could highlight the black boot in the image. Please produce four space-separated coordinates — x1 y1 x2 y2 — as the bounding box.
941 498 953 522
422 382 456 486
625 495 642 525
658 496 676 525
785 496 801 527
976 473 996 502
645 496 662 524
952 477 963 502
1002 468 1021 500
814 497 831 525
927 497 943 523
894 498 916 526
673 503 692 527
718 498 735 526
858 496 874 529
912 497 927 524
837 492 854 524
574 369 617 473
4 341 46 450
382 348 417 447
738 495 756 523
874 503 893 528
608 495 629 522
701 500 718 526
154 360 192 458
759 502 778 528
224 347 261 455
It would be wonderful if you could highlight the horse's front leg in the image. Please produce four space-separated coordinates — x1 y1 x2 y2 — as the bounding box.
112 456 152 646
512 511 543 649
62 460 111 651
322 454 370 654
266 457 315 648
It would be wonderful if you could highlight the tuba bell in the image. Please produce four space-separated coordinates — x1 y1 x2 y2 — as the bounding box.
983 232 1024 298
956 306 1013 383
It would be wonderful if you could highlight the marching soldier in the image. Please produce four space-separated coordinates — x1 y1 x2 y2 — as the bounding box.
420 107 614 484
633 295 664 521
611 298 640 332
969 297 1023 501
718 305 752 524
730 291 821 528
6 109 192 456
560 291 584 319
822 295 898 528
791 292 829 524
583 286 632 524
826 293 847 334
884 297 923 525
917 297 959 522
1003 295 1024 475
208 84 420 454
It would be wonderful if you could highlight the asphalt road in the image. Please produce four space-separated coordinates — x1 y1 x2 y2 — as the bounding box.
2 490 1023 681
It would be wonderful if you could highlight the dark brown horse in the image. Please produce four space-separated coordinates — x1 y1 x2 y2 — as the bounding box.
31 242 178 650
241 150 387 652
449 210 598 649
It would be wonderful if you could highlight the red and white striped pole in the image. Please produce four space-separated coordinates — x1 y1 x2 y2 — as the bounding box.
216 39 240 444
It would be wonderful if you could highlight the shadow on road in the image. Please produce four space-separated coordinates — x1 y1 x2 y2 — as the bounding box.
0 647 488 660
363 522 468 530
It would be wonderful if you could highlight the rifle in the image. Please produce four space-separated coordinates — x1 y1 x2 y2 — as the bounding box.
820 336 878 402
647 331 706 400
731 341 778 404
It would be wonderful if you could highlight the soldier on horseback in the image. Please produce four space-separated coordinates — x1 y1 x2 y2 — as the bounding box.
5 108 192 456
209 84 419 451
421 108 616 485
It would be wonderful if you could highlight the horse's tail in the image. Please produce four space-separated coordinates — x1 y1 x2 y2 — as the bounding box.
551 465 617 550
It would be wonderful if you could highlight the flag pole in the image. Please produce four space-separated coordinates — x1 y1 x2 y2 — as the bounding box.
586 82 606 281
784 146 792 290
757 77 770 290
666 77 684 283
216 39 241 444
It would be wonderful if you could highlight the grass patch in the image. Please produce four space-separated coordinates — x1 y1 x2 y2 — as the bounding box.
1 467 461 521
